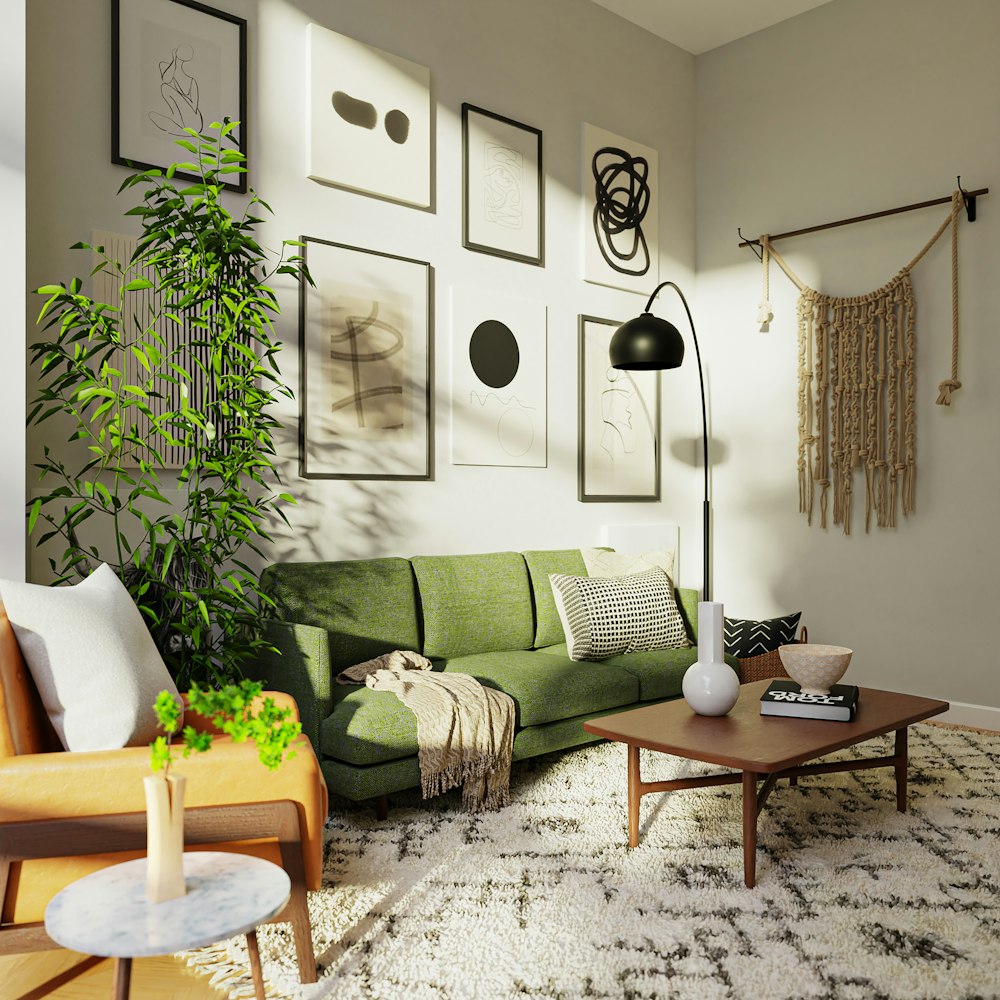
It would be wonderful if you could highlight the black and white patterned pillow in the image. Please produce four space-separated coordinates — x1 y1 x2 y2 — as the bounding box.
723 611 802 658
549 568 690 662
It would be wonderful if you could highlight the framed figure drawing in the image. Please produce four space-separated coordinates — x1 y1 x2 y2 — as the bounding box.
578 315 660 502
299 238 432 480
306 23 432 209
582 123 658 295
451 287 547 467
112 0 247 192
462 104 543 266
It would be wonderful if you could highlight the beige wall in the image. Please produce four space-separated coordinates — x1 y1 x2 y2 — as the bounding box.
1 0 25 581
25 0 698 577
695 0 1000 718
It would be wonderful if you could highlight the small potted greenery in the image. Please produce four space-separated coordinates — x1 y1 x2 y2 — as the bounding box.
145 679 301 902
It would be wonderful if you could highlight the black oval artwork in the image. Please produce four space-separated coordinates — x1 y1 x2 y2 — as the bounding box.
331 91 377 130
384 109 410 144
469 320 519 388
592 145 651 276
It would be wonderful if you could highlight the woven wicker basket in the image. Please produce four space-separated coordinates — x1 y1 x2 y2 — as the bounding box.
737 626 808 684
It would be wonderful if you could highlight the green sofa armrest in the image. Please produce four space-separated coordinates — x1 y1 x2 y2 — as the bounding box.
245 620 332 758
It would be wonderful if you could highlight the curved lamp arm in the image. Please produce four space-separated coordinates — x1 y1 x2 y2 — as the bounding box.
642 281 711 602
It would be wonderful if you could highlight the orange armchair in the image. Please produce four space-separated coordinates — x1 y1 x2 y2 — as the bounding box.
0 603 328 979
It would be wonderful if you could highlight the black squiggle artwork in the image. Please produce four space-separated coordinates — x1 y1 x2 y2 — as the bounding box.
592 146 651 276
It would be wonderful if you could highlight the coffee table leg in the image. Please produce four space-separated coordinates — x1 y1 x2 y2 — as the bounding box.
246 930 266 1000
895 727 908 813
112 957 131 1000
742 771 758 888
627 743 640 848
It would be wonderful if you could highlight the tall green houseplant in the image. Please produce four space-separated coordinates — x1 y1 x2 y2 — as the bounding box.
28 121 309 686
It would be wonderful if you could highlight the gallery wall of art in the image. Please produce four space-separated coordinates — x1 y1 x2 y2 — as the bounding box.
24 0 703 580
694 0 1000 720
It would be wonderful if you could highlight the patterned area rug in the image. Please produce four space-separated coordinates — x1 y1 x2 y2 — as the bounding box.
186 723 1000 999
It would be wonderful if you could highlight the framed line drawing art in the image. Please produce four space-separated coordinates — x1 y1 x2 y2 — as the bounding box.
306 23 432 209
582 123 658 295
462 104 543 266
112 0 247 193
578 315 660 502
451 286 547 468
299 238 433 480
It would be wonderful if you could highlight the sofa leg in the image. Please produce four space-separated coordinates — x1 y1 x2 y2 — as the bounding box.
374 794 389 820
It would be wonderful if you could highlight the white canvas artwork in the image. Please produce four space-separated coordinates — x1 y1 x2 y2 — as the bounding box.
579 315 660 501
582 123 659 295
451 288 547 468
306 23 431 208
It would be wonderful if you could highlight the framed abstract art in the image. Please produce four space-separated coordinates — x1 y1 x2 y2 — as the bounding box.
462 104 543 266
578 315 660 502
299 238 433 480
112 0 247 192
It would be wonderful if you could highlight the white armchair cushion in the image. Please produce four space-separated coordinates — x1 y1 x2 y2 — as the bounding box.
0 564 178 751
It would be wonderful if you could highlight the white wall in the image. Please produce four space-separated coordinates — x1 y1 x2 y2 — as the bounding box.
695 0 1000 718
1 0 26 581
25 0 700 579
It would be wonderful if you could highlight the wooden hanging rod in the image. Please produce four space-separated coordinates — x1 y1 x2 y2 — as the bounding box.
738 185 989 250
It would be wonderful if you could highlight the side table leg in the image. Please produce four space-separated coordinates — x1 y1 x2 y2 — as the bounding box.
246 930 266 1000
742 771 758 888
627 744 640 848
112 957 132 1000
895 727 908 813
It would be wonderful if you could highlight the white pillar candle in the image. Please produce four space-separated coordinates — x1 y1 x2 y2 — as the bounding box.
697 601 725 665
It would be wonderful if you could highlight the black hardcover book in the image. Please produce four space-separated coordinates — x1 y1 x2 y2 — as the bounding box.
760 680 860 722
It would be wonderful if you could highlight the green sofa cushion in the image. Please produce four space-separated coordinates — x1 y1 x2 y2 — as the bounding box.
522 548 588 648
261 558 421 672
439 650 639 727
321 650 640 766
535 641 740 700
412 552 534 658
534 642 694 700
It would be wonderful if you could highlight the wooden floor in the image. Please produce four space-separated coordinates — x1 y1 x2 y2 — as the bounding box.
0 949 225 999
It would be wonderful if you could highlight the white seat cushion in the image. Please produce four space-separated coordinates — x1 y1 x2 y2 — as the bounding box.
0 564 179 751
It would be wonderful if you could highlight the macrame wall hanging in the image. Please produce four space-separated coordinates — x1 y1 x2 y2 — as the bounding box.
757 190 968 535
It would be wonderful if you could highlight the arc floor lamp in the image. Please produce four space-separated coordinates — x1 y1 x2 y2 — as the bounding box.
608 281 712 600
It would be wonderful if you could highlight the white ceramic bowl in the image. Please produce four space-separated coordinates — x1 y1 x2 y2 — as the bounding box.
778 643 853 696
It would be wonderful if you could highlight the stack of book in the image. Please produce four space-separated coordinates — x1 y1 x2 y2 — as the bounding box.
760 679 860 722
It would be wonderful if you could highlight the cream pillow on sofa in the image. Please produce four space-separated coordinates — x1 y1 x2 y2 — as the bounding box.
582 547 675 581
0 563 179 751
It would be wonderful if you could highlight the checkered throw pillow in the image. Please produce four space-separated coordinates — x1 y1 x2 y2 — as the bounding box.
548 568 690 662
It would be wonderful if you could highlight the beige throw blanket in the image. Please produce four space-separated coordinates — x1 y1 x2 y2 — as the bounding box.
336 650 515 812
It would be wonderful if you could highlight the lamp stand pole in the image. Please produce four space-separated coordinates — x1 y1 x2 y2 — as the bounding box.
645 282 711 601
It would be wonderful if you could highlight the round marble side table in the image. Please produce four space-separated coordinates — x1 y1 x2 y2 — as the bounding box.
44 851 290 1000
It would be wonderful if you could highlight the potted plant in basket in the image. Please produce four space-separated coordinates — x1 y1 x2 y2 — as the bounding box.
146 679 301 902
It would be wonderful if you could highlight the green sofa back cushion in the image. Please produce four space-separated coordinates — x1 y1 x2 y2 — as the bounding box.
261 558 421 672
522 548 588 648
411 552 534 658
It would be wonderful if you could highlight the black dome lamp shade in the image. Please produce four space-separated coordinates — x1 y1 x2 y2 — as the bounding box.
609 280 712 601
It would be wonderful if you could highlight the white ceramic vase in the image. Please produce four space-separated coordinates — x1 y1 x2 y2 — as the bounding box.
682 601 740 716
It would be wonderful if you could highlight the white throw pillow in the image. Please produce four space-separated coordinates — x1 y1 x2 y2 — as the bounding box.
0 564 179 751
582 547 675 581
549 567 690 662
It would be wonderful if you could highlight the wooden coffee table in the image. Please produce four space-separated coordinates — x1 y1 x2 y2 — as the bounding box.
583 680 948 887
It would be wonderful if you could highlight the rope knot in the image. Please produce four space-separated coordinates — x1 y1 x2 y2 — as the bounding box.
935 378 962 406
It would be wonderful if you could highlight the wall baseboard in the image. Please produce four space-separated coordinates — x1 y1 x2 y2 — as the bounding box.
936 700 1000 733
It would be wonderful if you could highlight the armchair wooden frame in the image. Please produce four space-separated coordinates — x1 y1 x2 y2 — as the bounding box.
0 800 317 984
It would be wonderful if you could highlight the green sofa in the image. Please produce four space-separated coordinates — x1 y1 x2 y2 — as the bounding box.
248 548 740 807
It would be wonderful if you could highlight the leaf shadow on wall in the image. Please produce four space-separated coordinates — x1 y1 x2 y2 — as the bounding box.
262 418 416 564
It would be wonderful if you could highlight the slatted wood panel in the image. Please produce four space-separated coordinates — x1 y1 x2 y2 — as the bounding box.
91 230 213 470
